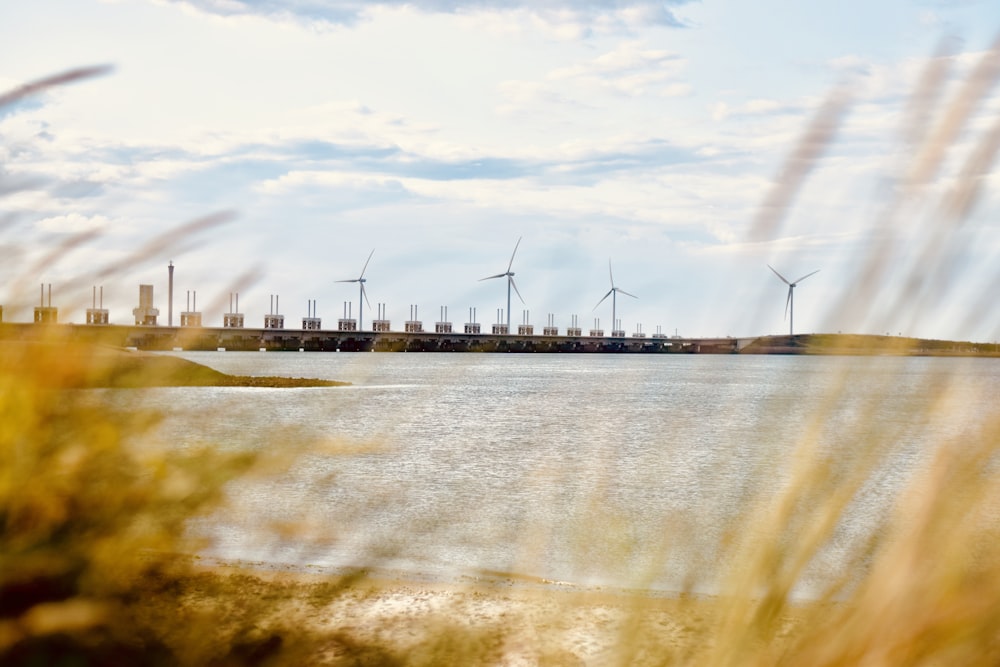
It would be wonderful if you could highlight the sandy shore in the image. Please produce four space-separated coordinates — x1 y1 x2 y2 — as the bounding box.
182 558 810 665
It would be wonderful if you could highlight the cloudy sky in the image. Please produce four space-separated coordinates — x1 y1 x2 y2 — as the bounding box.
2 0 999 340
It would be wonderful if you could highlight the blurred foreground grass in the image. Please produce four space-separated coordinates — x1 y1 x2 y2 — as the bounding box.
2 334 999 664
3 47 1000 665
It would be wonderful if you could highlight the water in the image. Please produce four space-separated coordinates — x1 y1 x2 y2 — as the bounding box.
104 352 1000 594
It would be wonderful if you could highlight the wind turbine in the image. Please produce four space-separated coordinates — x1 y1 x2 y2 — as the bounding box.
337 248 374 331
768 265 819 337
479 237 524 331
594 259 637 333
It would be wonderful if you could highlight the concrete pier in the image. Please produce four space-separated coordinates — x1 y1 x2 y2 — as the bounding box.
132 284 159 326
34 284 58 323
0 322 744 354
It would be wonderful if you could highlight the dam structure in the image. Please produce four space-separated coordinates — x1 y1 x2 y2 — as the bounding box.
0 321 752 354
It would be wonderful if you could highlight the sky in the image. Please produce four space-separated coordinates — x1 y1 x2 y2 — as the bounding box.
2 0 999 341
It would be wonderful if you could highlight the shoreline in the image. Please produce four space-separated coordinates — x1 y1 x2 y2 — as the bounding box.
5 323 999 357
0 339 349 388
177 555 812 665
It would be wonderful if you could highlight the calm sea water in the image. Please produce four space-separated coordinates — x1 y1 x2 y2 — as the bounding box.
107 352 1000 595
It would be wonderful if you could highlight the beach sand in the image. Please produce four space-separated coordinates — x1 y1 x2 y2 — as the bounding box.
180 559 810 666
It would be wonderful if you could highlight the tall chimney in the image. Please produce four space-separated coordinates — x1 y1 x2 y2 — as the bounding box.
168 261 174 326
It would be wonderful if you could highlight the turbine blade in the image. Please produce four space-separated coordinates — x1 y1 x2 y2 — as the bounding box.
793 269 820 284
335 279 358 283
768 264 791 285
509 275 525 304
608 258 615 287
594 289 613 310
507 236 522 272
359 248 375 279
479 273 505 281
784 286 792 320
618 288 638 299
361 283 372 309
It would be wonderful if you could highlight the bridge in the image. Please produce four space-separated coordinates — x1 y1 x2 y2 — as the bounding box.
0 322 756 354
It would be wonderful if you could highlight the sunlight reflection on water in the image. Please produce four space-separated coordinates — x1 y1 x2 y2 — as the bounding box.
107 352 1000 595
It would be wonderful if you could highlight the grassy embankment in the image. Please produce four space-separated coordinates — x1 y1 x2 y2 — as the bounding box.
0 340 348 388
742 333 1000 356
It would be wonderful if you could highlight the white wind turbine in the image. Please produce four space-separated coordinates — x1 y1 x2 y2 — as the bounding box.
337 248 374 331
479 237 524 331
768 265 819 337
594 259 637 332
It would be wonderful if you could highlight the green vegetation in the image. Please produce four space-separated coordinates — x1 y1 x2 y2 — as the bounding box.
0 341 348 388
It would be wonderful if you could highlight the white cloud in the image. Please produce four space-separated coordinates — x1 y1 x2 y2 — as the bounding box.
35 212 112 233
165 0 694 34
548 41 687 96
255 170 405 196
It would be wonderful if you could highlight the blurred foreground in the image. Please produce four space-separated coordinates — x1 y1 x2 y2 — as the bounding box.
3 46 1000 664
2 330 1000 666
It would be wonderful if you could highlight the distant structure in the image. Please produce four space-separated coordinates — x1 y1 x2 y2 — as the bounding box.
168 261 174 326
464 307 480 334
589 318 603 338
768 265 819 337
491 308 509 335
405 305 423 333
543 313 558 336
566 314 582 337
223 292 244 328
594 259 637 339
336 249 374 332
34 284 57 323
132 284 159 326
518 310 533 336
652 325 668 340
372 303 391 332
435 306 452 333
337 302 357 332
480 237 524 333
632 323 646 338
86 286 109 325
181 291 202 327
264 294 284 329
303 299 321 330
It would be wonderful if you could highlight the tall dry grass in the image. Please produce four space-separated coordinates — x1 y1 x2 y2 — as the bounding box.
0 68 306 665
2 36 1000 666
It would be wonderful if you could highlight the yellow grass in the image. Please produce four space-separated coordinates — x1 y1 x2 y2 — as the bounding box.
3 45 1000 665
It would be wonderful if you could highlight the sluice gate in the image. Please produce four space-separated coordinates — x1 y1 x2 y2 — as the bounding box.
0 323 744 354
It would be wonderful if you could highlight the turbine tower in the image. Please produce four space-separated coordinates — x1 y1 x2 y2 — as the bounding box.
479 237 524 332
768 265 819 337
594 259 637 332
337 248 375 331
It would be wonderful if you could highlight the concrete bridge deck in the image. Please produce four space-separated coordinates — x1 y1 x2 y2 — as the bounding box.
0 322 756 354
